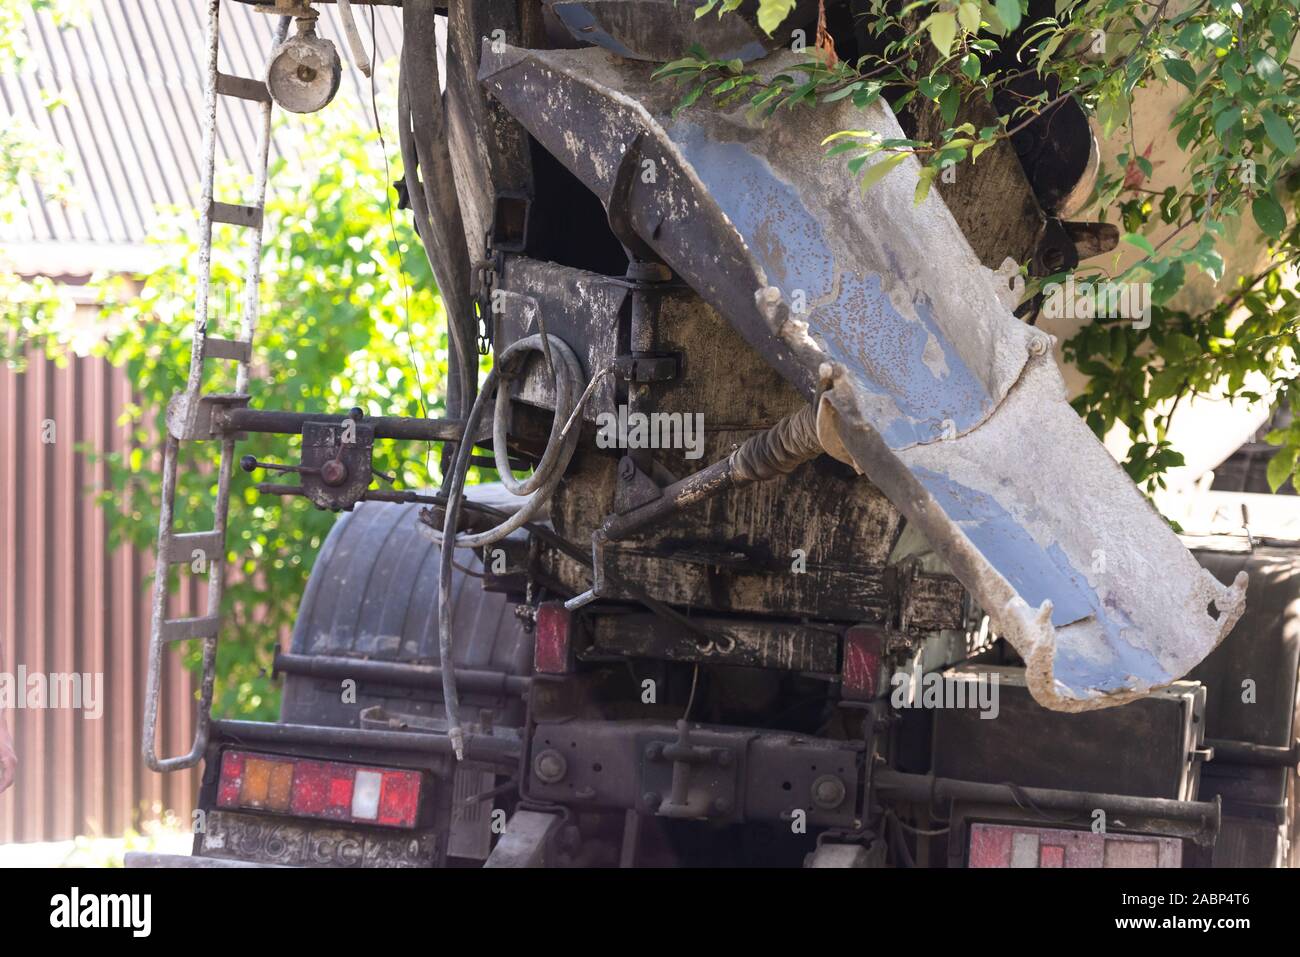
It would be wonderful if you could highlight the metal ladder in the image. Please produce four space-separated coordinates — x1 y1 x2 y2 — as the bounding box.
143 0 286 772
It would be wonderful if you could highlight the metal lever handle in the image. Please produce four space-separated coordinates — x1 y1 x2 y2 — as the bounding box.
240 454 319 477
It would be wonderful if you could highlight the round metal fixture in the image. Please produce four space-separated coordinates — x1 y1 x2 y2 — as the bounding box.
533 748 568 785
266 19 341 114
811 774 847 810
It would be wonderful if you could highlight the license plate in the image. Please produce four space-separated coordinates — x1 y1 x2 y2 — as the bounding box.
200 810 439 868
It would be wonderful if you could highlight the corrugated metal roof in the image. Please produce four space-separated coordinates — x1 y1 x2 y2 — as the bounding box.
0 0 402 262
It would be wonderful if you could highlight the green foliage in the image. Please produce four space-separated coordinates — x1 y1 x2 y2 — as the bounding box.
1 1 85 358
1067 187 1300 492
0 272 65 369
664 0 1300 494
85 104 451 720
0 0 80 223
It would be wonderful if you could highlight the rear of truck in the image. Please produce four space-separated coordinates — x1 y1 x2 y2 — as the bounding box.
130 0 1299 869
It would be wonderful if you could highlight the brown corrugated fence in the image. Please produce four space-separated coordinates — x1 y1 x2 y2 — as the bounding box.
0 348 201 844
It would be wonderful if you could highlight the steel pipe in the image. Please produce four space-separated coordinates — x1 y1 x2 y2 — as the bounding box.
212 719 520 766
873 770 1220 827
273 651 530 696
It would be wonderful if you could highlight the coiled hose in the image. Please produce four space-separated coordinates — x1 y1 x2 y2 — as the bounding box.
438 334 586 759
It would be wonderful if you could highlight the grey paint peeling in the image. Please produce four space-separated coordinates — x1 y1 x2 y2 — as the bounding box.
671 121 1000 447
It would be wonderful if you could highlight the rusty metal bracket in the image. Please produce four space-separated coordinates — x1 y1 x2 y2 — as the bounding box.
612 352 679 383
613 454 662 514
298 419 375 510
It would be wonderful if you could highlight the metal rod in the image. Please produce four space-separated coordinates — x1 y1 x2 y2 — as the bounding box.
600 457 735 541
401 0 475 420
221 407 471 442
872 770 1220 826
184 0 221 400
599 405 823 541
1205 738 1300 768
211 719 520 766
273 652 530 696
234 13 289 397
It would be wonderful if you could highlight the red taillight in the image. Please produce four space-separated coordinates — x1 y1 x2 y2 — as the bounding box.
534 602 574 674
217 750 423 829
840 624 884 700
378 769 420 827
967 823 1182 868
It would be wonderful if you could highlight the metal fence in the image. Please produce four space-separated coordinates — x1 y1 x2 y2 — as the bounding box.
0 348 201 844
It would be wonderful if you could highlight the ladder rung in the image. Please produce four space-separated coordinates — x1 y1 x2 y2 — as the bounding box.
160 616 221 643
211 202 263 229
203 336 252 362
216 71 271 103
162 531 223 566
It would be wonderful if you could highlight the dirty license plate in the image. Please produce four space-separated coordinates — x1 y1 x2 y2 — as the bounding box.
199 810 439 868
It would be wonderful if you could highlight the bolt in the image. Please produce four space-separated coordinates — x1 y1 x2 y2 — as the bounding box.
1028 335 1049 356
811 774 846 810
619 457 636 481
644 742 664 761
320 458 348 486
533 748 567 784
712 797 732 814
642 791 661 810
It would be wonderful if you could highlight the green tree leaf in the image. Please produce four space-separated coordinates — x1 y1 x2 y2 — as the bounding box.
927 11 958 58
958 1 982 33
1252 192 1286 237
858 152 908 193
1162 57 1197 91
1267 446 1297 492
1121 232 1156 256
914 164 939 205
1260 107 1297 156
756 0 797 35
995 0 1022 32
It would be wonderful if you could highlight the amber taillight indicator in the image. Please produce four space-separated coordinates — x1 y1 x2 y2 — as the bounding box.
217 750 423 829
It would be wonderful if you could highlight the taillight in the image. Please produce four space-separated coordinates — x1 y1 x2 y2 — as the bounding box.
534 602 574 674
840 624 885 700
217 750 424 829
968 822 1182 868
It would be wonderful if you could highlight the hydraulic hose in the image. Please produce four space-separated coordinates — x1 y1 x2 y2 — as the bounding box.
437 334 586 759
336 0 372 78
398 0 476 421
